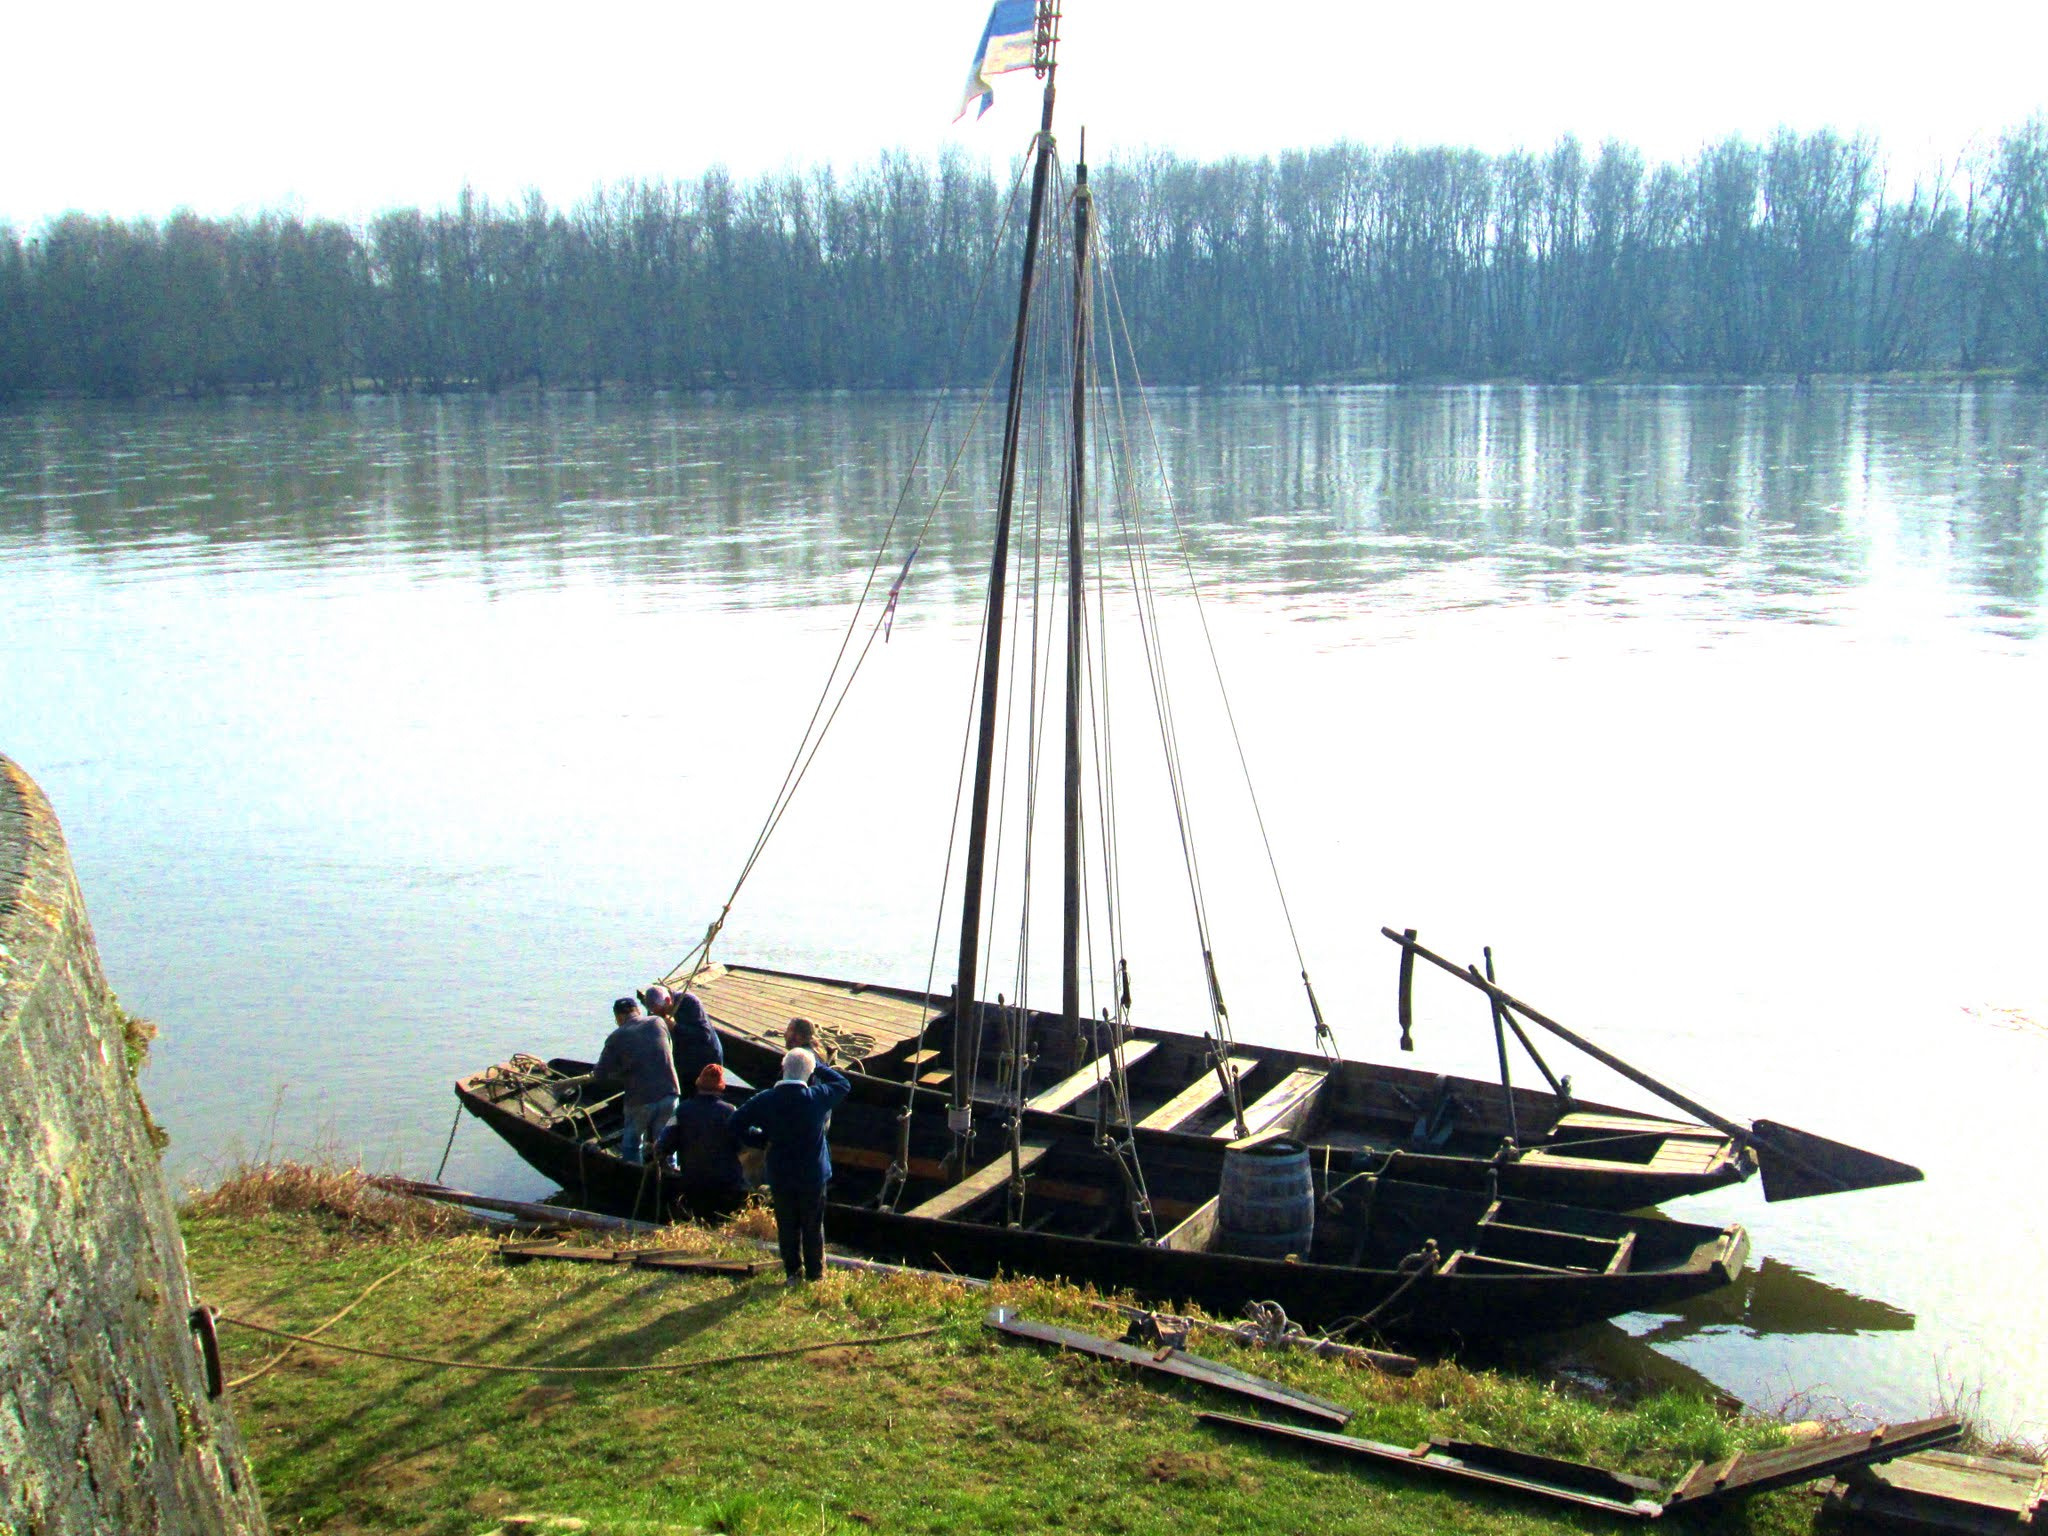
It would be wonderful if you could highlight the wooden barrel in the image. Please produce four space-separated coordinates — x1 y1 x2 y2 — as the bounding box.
1218 1137 1314 1259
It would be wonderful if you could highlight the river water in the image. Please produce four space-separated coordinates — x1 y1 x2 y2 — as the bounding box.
2 384 2042 1434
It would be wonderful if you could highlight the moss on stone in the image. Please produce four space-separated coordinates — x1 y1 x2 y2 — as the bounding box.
113 998 170 1156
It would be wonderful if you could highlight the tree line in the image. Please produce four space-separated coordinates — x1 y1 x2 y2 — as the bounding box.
2 122 2044 402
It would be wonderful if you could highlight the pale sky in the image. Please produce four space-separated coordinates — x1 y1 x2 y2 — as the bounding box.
6 0 2045 232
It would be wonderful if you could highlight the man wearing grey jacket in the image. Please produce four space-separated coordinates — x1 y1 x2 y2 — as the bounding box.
594 997 680 1163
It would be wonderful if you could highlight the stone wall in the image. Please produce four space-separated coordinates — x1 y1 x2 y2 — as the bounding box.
0 754 267 1535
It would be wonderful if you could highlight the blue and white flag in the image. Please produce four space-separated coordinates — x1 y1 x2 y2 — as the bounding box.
957 0 1038 120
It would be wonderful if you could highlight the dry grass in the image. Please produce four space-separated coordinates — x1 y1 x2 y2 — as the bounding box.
723 1195 779 1242
1933 1375 2048 1463
185 1159 475 1237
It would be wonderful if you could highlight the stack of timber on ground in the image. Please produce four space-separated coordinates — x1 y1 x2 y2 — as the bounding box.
1832 1448 2048 1533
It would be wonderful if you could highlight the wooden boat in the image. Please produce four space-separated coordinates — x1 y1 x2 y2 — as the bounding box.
641 7 1915 1214
455 1053 1750 1339
688 961 1753 1211
460 6 1902 1329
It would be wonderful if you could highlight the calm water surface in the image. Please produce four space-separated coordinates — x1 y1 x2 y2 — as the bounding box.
2 384 2043 1432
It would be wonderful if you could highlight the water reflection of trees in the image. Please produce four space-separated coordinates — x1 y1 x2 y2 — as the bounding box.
0 386 2039 630
1141 384 2044 629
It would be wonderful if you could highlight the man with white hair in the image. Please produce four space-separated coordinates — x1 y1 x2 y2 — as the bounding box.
729 1046 850 1283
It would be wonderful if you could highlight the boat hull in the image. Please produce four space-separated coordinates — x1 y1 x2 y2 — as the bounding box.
455 1055 1747 1340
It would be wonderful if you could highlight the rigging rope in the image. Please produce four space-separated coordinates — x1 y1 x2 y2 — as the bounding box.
1087 252 1246 1133
900 150 1074 1197
1096 242 1339 1064
662 151 1038 990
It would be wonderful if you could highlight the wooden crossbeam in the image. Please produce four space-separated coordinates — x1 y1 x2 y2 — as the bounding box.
1025 1041 1159 1114
904 1141 1053 1221
1136 1056 1258 1132
1214 1066 1328 1140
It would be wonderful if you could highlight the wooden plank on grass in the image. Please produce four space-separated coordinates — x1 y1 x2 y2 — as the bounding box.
988 1308 1353 1426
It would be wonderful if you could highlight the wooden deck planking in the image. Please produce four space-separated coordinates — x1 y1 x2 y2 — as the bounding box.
693 969 933 1059
1137 1056 1258 1131
696 968 928 1025
709 984 924 1039
1026 1041 1160 1114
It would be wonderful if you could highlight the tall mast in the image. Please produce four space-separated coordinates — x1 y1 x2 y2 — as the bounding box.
1061 142 1091 1036
953 4 1062 1158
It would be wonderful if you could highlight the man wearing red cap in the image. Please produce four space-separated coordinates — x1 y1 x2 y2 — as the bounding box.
656 1061 748 1219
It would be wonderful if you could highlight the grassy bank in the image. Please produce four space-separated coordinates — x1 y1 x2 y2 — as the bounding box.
181 1165 1822 1536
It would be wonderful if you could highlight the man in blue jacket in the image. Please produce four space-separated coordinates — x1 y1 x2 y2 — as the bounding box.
729 1047 850 1284
643 984 724 1090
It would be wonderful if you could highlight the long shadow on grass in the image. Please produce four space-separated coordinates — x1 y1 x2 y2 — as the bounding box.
255 1266 791 1525
250 1267 630 1494
511 1274 765 1369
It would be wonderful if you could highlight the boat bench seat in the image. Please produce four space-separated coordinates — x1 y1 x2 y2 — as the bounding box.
1550 1110 1702 1137
1467 1200 1636 1273
1136 1056 1258 1132
1438 1249 1557 1276
1646 1140 1728 1173
1214 1066 1329 1141
905 1140 1053 1221
1026 1041 1159 1115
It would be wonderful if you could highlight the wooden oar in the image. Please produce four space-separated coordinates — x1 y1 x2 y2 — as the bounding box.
1380 928 1924 1202
369 1176 658 1232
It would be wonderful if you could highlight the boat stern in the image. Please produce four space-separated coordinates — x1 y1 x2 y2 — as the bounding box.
1705 1221 1751 1286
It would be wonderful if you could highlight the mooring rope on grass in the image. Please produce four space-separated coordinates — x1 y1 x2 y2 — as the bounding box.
225 1253 432 1390
215 1315 940 1377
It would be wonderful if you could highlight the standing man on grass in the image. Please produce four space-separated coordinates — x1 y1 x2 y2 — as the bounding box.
731 1045 850 1284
